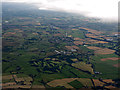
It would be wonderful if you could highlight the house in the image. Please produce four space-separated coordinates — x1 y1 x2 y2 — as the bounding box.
94 71 102 74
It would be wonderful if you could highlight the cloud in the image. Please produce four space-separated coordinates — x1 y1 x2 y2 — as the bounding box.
2 0 119 22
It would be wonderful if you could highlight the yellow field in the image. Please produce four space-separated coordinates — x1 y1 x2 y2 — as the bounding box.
93 79 105 86
14 77 24 82
44 58 51 60
93 79 116 88
71 58 78 62
86 34 98 38
85 39 108 44
2 75 13 80
77 78 93 87
47 78 76 88
103 79 114 83
79 27 103 35
47 78 113 88
2 74 33 89
105 86 116 89
72 62 94 74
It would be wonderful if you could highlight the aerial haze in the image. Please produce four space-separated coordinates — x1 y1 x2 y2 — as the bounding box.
2 0 119 22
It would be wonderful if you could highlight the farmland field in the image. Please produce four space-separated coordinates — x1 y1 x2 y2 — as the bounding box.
72 62 94 74
2 2 119 89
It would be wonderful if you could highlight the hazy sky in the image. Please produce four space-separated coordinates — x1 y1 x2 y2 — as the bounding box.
3 0 119 22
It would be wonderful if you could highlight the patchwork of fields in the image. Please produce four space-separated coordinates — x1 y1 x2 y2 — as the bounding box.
2 3 119 89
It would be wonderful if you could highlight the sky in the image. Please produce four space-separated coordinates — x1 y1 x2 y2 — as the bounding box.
2 0 119 22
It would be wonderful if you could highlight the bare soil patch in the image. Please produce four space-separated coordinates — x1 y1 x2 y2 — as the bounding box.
80 27 103 35
113 63 120 67
87 46 102 50
85 38 108 44
65 46 79 50
74 38 84 41
2 75 13 80
2 82 16 87
101 57 120 61
74 41 83 45
86 34 98 38
95 48 115 55
53 33 61 36
87 46 115 54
